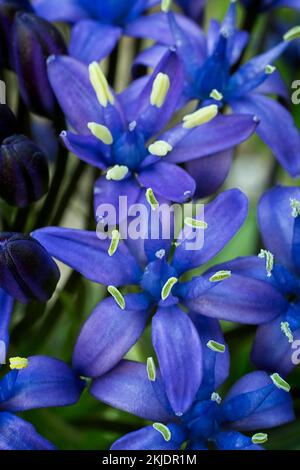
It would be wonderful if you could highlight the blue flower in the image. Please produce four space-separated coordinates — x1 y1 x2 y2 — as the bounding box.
137 1 300 176
0 355 85 449
89 315 294 450
47 51 257 213
31 188 284 379
0 289 13 366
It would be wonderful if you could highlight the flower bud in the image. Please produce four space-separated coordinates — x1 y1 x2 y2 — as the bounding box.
0 233 60 303
12 12 67 117
0 134 49 207
0 0 32 68
0 104 18 143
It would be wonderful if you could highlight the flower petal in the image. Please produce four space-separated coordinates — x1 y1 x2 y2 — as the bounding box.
91 359 174 421
111 424 185 450
0 289 13 364
172 189 248 274
69 20 121 64
32 0 88 22
32 227 142 286
0 356 84 412
60 131 109 169
215 431 263 451
152 306 202 416
0 412 55 450
73 295 151 378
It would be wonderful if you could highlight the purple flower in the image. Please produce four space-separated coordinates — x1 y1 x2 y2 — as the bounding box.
213 186 300 377
47 51 257 212
90 316 294 450
31 188 284 379
136 2 300 177
0 355 85 449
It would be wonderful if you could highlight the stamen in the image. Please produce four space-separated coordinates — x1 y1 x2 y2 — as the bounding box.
161 0 172 13
106 165 129 181
89 61 114 107
290 198 300 217
209 270 232 282
284 26 300 42
155 249 166 259
184 217 208 229
108 229 120 257
183 105 218 129
270 373 291 392
152 423 171 441
107 286 126 310
129 120 137 132
210 89 223 101
281 321 294 344
146 188 159 210
265 64 276 75
9 357 28 370
207 340 226 353
148 140 173 157
252 433 268 445
211 392 222 404
146 357 156 382
87 122 113 145
258 249 274 278
150 73 170 108
161 277 178 300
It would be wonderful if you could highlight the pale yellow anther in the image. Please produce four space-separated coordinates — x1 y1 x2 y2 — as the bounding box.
161 0 172 13
9 357 28 370
148 140 173 157
89 61 114 107
106 165 129 181
183 105 218 129
210 89 223 101
87 122 113 145
150 73 170 108
284 26 300 42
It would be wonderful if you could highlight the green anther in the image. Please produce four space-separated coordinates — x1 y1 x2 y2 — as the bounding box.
207 340 226 353
281 321 294 344
270 373 291 392
108 230 120 257
183 105 218 129
148 140 173 157
106 165 129 181
209 270 232 283
210 89 223 101
161 277 178 301
9 357 28 370
258 249 274 278
87 122 113 145
284 25 300 42
211 392 222 404
146 188 159 210
107 286 126 310
89 61 114 107
146 357 156 382
152 423 171 442
252 433 268 445
184 217 208 229
161 0 172 13
290 198 300 217
265 64 276 75
150 73 170 108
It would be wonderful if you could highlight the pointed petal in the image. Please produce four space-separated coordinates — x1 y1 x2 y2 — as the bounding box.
152 306 202 416
60 131 109 169
32 227 142 286
215 431 263 450
172 189 248 274
32 0 88 22
91 359 173 421
73 295 151 378
231 95 300 177
0 289 13 364
70 20 121 64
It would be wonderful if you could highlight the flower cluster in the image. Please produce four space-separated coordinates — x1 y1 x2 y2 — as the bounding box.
0 0 300 451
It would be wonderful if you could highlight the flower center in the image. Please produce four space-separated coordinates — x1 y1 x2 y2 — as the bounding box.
140 258 178 302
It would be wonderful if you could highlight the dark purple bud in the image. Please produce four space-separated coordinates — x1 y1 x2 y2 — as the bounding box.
0 1 32 68
0 232 60 303
0 104 18 143
0 134 49 207
13 12 67 117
